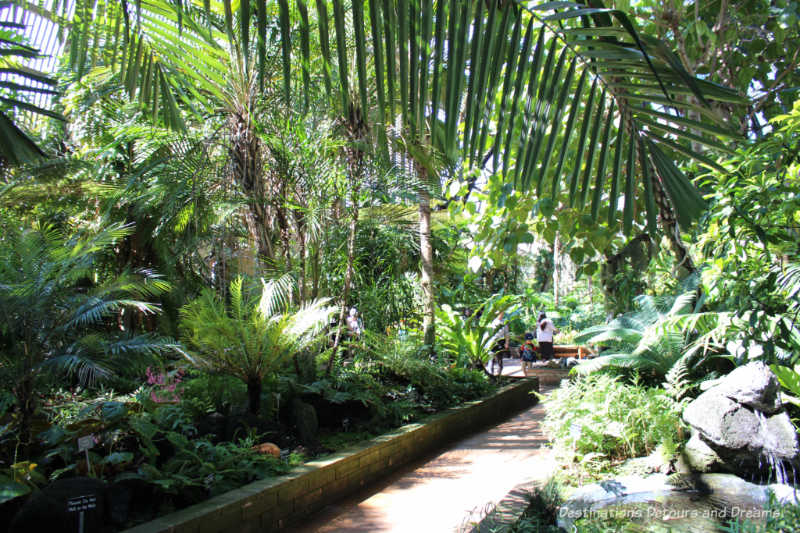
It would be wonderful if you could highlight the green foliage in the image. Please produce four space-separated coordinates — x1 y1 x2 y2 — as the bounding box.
39 396 288 502
179 276 332 413
722 491 800 533
695 102 800 364
770 364 800 410
511 478 564 533
572 281 721 386
179 372 248 417
544 374 685 466
436 293 517 370
0 222 172 449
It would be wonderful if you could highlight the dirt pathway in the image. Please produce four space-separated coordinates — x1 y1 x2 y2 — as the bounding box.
296 364 560 532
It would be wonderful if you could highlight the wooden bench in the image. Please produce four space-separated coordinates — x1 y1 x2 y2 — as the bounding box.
552 344 595 359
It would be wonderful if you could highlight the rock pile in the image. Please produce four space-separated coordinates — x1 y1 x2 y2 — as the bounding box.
682 362 799 481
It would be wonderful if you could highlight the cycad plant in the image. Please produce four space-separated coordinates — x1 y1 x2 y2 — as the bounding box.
0 222 171 450
179 276 333 414
573 290 701 383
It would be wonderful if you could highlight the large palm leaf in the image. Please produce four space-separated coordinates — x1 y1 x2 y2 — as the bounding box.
27 0 747 232
0 2 61 164
272 0 745 232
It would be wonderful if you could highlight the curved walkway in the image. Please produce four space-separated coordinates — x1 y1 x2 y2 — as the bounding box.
297 361 559 533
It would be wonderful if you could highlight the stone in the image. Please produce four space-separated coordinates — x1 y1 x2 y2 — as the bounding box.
253 442 281 458
758 411 799 459
9 477 109 533
683 391 760 449
711 361 782 414
292 399 319 445
684 431 722 472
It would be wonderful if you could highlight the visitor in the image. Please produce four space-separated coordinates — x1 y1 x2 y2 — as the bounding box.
489 312 509 376
520 332 537 376
346 308 362 337
536 312 559 361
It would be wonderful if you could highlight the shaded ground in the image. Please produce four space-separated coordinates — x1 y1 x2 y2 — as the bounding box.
296 360 560 532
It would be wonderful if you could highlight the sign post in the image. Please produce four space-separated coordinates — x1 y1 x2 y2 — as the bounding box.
67 494 97 533
77 435 94 477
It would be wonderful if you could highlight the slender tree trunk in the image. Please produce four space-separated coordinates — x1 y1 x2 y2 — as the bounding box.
418 174 436 353
294 211 307 303
327 105 366 374
311 243 320 299
246 377 262 415
652 172 696 275
553 233 561 307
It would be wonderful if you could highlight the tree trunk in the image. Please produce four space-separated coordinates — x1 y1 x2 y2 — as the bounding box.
418 178 435 353
652 172 696 275
294 211 307 303
329 197 358 364
327 105 366 374
246 377 262 415
553 232 561 307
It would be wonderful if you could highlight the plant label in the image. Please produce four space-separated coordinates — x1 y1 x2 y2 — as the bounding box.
67 494 97 513
77 435 94 452
67 494 97 533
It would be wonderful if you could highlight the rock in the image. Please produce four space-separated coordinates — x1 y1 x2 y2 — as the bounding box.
683 391 760 449
711 361 782 414
292 399 319 445
759 411 799 459
9 477 109 533
684 431 722 472
767 483 800 505
252 442 281 458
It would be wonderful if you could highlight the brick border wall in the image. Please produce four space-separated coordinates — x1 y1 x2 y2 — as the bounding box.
124 377 539 533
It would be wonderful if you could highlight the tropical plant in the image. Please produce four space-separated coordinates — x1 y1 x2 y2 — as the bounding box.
572 288 702 382
544 373 685 466
179 276 333 414
436 293 517 374
0 222 171 450
13 0 752 355
0 8 60 164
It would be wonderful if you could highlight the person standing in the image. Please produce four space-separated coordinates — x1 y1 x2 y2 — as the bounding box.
489 312 510 376
520 332 537 376
536 312 559 361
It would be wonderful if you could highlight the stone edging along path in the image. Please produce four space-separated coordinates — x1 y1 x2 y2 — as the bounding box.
124 376 540 533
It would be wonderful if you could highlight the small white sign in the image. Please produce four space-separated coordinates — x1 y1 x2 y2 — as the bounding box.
77 435 95 452
67 494 97 513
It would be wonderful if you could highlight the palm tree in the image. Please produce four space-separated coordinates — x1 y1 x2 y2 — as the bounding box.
0 222 171 451
0 8 60 165
179 276 333 414
17 0 748 344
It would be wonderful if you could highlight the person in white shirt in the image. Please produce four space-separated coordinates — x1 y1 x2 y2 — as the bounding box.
346 308 362 337
536 312 559 361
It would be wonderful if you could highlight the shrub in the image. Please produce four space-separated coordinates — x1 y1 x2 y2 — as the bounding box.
544 374 685 465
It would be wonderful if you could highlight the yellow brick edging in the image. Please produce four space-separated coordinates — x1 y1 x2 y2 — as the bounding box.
124 377 539 533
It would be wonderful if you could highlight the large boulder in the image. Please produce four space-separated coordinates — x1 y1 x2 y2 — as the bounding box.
683 392 760 450
292 398 319 445
711 362 782 414
683 431 722 472
682 363 799 480
10 477 109 533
